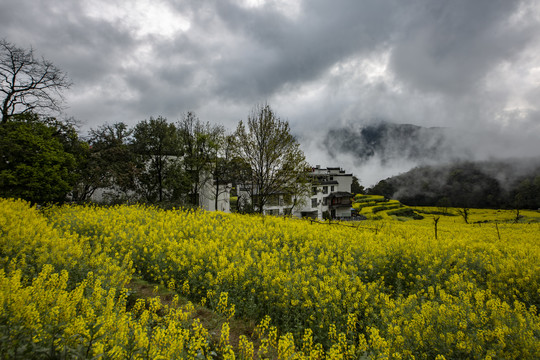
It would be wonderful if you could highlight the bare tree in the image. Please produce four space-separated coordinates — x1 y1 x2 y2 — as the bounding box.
456 207 470 224
433 216 440 239
234 104 309 214
1 39 72 123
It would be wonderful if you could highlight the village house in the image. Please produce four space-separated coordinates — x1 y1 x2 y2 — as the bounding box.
238 166 353 220
88 163 351 219
198 180 232 212
297 166 353 220
89 179 231 211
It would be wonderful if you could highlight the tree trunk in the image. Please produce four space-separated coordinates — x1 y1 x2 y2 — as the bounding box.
215 180 219 211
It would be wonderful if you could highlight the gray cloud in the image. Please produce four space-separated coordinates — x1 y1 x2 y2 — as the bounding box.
390 0 538 96
1 0 539 185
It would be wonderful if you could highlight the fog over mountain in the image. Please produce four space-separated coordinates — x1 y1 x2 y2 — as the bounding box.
318 120 540 186
324 122 460 163
379 157 540 209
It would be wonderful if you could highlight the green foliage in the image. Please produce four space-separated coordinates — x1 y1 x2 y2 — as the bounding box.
416 208 456 216
354 195 427 220
351 175 364 195
376 160 540 209
446 166 501 208
511 176 540 209
367 179 395 199
131 116 181 203
74 122 137 203
0 114 78 203
177 111 224 207
371 204 402 213
354 195 386 203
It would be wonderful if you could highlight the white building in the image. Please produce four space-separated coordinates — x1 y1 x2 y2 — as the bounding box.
87 157 232 212
89 180 231 211
296 166 353 220
238 166 353 220
199 181 232 212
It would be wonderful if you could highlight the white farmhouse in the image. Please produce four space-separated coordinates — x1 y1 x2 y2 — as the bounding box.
89 179 231 211
297 166 353 220
238 166 354 220
198 180 232 212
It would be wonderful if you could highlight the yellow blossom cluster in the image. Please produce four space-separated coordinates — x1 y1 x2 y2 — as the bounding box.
2 198 539 359
0 199 215 359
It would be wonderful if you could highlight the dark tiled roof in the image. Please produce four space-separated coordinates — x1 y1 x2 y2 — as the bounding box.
328 191 352 198
317 180 339 185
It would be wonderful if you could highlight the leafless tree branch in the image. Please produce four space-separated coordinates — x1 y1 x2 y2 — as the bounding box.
1 39 72 123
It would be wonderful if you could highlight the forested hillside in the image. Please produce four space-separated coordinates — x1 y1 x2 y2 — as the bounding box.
368 159 540 209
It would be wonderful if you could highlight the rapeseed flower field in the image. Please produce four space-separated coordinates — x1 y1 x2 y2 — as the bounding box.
1 198 539 359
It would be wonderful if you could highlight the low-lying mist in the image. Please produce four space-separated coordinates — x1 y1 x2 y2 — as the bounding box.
319 120 540 188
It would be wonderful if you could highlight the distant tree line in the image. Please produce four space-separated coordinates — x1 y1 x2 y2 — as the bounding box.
0 112 222 206
0 40 311 211
367 161 540 210
74 112 233 207
0 108 310 211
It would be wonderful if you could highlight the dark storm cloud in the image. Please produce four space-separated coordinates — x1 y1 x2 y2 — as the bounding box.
0 1 137 83
390 0 538 96
1 0 539 185
199 0 401 100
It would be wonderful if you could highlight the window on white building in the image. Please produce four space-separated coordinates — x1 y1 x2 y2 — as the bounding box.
311 198 317 208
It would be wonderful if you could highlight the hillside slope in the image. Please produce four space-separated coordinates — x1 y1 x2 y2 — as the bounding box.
369 158 540 209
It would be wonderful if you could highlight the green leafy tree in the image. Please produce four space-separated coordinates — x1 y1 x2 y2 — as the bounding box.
131 116 180 203
351 175 365 195
234 104 309 214
511 176 540 210
177 112 224 207
445 165 501 208
74 122 137 202
0 113 77 203
368 179 395 199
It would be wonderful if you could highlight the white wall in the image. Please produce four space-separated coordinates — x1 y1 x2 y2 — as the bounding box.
237 167 353 219
199 181 231 212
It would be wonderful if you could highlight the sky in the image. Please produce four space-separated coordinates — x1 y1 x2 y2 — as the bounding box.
2 0 540 186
